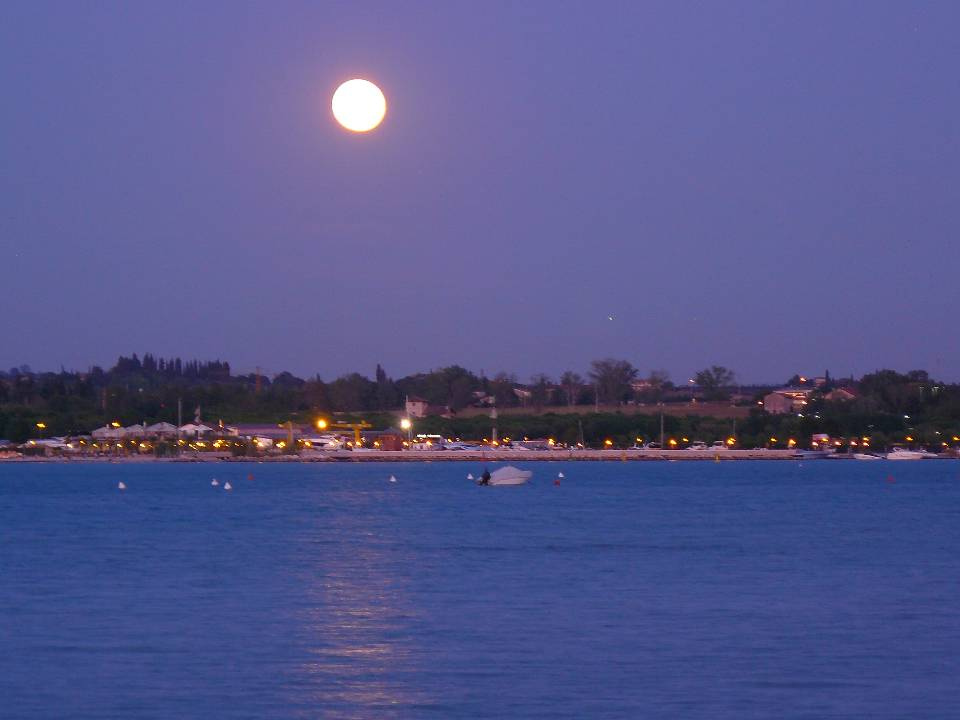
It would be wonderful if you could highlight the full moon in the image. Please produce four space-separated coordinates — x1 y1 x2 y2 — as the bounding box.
331 79 386 133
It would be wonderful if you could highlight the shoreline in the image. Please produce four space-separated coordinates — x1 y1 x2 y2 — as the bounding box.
3 449 958 463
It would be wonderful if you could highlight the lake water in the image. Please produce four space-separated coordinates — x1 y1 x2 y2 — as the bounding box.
2 460 959 719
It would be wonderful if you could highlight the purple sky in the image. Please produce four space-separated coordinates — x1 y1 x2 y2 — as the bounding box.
3 1 958 383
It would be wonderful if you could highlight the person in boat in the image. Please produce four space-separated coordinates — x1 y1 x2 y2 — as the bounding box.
480 468 491 485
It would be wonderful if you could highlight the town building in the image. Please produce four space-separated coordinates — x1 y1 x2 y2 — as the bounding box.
405 396 429 418
826 387 858 402
362 428 405 451
763 387 814 415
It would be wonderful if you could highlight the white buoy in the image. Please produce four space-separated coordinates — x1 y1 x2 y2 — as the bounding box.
467 473 474 480
389 475 397 483
557 472 565 479
223 481 232 491
118 481 127 491
211 478 220 486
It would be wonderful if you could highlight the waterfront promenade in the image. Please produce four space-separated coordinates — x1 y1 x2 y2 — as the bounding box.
2 449 843 463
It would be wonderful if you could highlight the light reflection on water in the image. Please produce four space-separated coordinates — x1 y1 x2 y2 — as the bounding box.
2 460 960 719
293 536 430 717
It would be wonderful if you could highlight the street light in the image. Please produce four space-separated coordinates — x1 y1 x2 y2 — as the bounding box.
316 418 328 431
400 417 412 441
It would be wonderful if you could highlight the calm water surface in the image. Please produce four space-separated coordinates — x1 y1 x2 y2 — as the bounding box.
2 460 959 719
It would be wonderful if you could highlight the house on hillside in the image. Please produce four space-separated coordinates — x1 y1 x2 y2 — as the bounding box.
826 387 858 402
403 399 453 418
513 387 533 406
763 393 794 415
471 391 495 407
405 396 429 418
763 387 814 415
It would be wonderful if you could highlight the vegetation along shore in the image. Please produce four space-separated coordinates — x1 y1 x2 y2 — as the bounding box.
2 355 959 458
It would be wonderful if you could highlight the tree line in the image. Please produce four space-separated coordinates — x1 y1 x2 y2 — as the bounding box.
1 355 958 447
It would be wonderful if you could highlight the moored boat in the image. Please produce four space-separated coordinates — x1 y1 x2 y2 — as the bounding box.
477 466 532 486
886 447 933 460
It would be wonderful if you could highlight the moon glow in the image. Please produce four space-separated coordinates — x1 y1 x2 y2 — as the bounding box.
331 79 386 133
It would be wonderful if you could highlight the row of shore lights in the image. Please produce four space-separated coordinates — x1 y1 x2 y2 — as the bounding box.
33 419 960 450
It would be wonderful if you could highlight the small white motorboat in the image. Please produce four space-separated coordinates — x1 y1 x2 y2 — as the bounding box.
479 466 532 486
852 453 882 461
886 448 930 460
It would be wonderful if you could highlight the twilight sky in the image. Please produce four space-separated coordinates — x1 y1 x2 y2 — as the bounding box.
2 1 958 383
